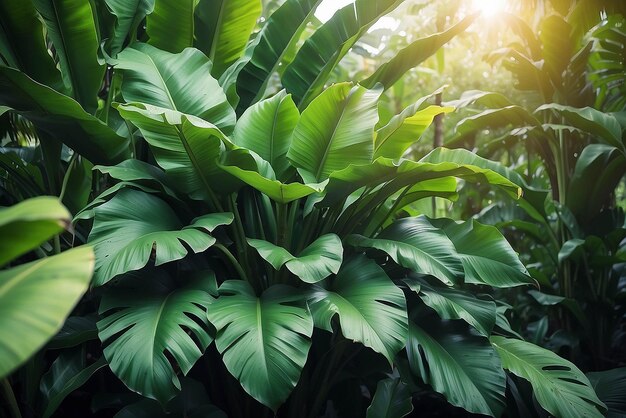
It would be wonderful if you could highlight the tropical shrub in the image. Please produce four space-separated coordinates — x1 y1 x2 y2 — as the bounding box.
0 0 613 417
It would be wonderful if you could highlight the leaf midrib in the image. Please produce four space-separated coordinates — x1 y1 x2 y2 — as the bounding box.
313 87 356 181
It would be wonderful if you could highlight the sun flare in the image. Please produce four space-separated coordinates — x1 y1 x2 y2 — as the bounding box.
472 0 507 17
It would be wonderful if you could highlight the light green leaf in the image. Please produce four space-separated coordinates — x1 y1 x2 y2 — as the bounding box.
32 0 104 112
309 255 408 363
115 43 236 132
361 14 477 90
146 0 198 52
194 0 262 77
408 321 506 417
0 196 70 266
0 67 130 165
98 274 213 404
207 281 313 411
347 217 464 286
0 246 94 378
287 83 381 183
431 217 534 288
104 0 155 56
375 105 454 160
233 91 299 179
232 0 322 112
491 336 606 418
87 188 233 286
218 162 326 203
366 377 414 418
247 234 342 283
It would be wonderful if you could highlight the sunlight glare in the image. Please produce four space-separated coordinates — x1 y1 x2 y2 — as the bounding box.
315 0 354 23
472 0 507 17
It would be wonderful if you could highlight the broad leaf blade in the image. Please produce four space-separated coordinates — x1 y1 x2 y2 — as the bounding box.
194 0 262 77
309 255 408 363
0 0 61 88
491 336 606 418
233 0 323 112
104 0 155 56
248 234 342 283
32 0 104 112
87 188 232 286
208 281 313 411
0 67 130 164
348 217 464 286
287 83 381 183
407 320 506 417
431 217 534 288
366 377 413 418
98 275 214 404
146 0 198 53
0 196 70 266
233 91 299 180
0 246 94 378
375 105 454 160
115 43 236 132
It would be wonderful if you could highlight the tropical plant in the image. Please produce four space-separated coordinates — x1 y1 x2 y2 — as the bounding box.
0 0 613 417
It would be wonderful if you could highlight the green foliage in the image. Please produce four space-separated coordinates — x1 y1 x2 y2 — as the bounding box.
0 1 620 417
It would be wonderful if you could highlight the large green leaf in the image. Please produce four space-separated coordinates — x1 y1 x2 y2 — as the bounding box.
32 0 104 112
0 0 61 88
41 353 107 418
104 0 155 56
98 274 214 404
218 161 326 203
420 147 546 221
207 281 313 411
539 15 573 86
366 377 414 418
406 280 496 336
0 67 130 164
321 154 523 208
146 0 198 52
194 0 262 77
375 105 454 160
361 14 477 90
491 336 606 418
0 196 70 266
115 43 236 132
87 188 233 286
347 217 464 286
431 218 534 288
232 0 322 112
281 0 403 105
0 246 94 378
587 368 626 418
568 144 626 221
309 255 408 363
287 83 381 183
407 321 506 417
450 105 541 144
232 91 299 180
535 103 624 151
116 103 237 199
247 234 343 283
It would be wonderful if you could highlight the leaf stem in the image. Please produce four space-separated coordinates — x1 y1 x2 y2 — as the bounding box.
1 379 22 418
214 243 248 281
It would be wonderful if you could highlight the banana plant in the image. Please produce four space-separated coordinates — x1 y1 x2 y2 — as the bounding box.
0 0 610 417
